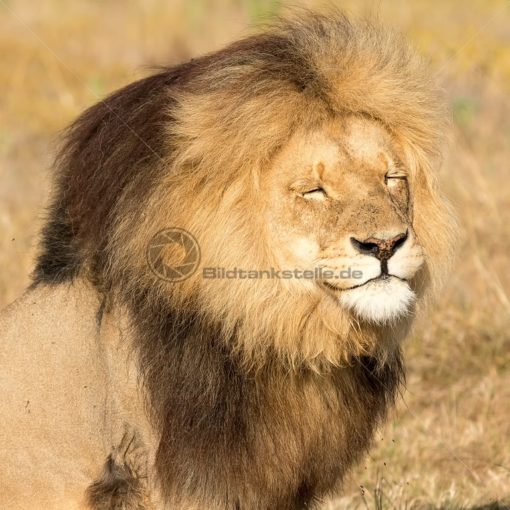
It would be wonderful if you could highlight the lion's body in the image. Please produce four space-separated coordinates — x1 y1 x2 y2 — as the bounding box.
0 12 454 510
0 282 156 509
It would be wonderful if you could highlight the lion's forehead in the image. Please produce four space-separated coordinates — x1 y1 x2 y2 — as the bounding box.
285 117 398 182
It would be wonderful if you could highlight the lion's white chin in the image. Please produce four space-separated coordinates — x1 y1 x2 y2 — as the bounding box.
339 277 416 324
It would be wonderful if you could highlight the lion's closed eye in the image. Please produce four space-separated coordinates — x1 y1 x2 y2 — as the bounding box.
302 187 327 200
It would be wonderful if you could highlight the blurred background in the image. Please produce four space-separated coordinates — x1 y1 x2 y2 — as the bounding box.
0 1 509 508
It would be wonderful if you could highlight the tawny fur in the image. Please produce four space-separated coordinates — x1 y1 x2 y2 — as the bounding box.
0 11 456 510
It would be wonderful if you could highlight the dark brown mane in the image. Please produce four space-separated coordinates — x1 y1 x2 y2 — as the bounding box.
128 283 403 507
34 70 178 283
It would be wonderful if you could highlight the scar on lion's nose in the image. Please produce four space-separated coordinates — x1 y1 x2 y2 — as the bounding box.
350 231 408 261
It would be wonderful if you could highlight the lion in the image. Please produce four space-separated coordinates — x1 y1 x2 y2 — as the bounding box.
0 12 455 510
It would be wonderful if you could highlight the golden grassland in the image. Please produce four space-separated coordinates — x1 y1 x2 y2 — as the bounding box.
1 1 509 508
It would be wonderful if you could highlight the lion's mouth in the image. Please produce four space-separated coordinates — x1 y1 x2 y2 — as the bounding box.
320 274 406 293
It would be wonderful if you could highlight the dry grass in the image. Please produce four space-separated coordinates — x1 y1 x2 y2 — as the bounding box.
1 1 509 508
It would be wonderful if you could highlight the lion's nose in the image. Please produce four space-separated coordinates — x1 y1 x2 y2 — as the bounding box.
350 231 408 261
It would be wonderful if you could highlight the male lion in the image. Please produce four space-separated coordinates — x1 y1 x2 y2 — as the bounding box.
0 12 454 510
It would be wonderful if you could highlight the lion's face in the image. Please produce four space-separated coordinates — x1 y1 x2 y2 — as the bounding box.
263 115 425 324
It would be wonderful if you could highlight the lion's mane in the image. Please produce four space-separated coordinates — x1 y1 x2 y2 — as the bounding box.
34 12 454 508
